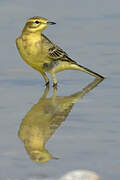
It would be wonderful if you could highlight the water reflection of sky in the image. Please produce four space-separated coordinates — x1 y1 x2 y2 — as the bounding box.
0 0 120 179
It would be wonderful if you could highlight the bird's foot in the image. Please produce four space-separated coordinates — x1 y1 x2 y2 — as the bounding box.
53 83 57 88
45 81 49 86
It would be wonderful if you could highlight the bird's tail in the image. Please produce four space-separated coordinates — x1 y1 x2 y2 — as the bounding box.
69 63 104 79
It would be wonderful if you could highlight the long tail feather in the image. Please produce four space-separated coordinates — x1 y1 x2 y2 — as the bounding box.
69 63 104 79
78 64 104 78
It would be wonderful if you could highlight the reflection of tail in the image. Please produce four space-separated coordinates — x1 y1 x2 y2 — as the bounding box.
70 63 104 79
70 77 104 100
63 78 103 104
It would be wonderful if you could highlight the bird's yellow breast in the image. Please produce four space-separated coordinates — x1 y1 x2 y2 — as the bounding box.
16 34 49 71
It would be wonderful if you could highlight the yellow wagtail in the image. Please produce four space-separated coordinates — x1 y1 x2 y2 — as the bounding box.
16 16 104 87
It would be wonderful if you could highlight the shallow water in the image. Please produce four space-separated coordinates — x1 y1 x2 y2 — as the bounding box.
0 0 120 179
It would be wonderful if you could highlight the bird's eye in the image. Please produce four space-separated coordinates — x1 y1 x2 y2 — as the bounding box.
35 20 40 24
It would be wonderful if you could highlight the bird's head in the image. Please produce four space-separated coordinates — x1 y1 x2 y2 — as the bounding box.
23 16 56 33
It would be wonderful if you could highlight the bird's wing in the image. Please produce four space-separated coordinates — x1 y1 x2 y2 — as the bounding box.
48 44 78 65
42 34 77 64
48 45 68 59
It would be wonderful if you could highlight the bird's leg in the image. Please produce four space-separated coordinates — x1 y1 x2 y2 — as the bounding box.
52 86 57 98
40 72 49 86
51 87 57 104
41 85 49 99
51 73 57 87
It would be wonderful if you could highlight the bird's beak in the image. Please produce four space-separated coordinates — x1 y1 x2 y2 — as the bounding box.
47 21 56 25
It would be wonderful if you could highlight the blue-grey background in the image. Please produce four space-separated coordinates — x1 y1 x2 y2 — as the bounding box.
0 0 120 179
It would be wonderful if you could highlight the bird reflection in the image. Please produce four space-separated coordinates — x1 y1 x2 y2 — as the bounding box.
18 78 103 163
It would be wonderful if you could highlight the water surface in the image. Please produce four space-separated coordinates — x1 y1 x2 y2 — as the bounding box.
0 0 120 179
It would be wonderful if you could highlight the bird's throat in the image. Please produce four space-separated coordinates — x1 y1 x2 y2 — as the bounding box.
22 30 42 43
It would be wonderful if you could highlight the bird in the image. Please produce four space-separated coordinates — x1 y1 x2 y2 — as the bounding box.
16 16 104 87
